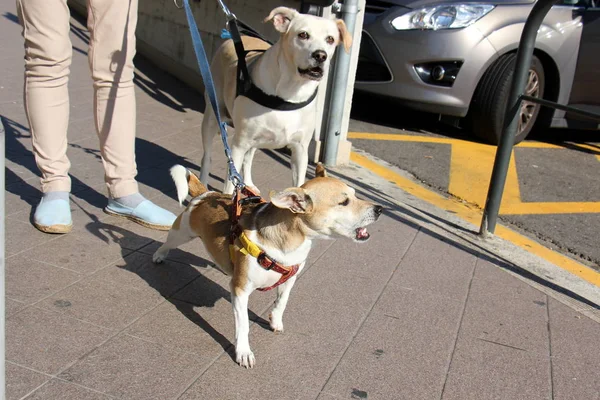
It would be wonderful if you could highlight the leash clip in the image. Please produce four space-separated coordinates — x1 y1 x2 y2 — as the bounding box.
217 0 236 20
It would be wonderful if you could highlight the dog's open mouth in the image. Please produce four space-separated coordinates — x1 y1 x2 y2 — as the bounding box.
298 66 324 80
355 227 370 242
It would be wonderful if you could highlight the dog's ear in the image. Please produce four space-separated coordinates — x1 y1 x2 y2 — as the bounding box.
315 163 328 178
336 20 353 53
264 7 299 33
270 187 313 213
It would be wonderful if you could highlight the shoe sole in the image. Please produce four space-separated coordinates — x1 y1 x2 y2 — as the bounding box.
103 208 172 231
33 222 73 234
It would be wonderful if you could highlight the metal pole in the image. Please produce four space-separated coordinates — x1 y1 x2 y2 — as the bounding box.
1 123 5 400
479 0 559 236
322 0 359 165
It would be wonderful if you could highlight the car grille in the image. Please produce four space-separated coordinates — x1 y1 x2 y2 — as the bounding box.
356 31 392 83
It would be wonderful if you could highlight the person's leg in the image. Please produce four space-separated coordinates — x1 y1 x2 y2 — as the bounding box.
17 0 73 233
87 0 175 230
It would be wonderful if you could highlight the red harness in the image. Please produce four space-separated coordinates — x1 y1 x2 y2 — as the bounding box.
230 187 300 292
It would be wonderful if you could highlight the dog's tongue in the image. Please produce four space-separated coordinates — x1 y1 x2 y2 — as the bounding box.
356 227 369 240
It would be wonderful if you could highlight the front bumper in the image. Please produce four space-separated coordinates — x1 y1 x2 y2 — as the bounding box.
354 10 499 117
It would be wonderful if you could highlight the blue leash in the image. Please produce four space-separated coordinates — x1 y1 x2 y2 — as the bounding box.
181 0 243 188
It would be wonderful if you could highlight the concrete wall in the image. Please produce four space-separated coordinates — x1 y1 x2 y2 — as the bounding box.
68 0 365 165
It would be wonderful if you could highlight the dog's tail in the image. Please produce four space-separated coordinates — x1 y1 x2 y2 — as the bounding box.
170 165 208 205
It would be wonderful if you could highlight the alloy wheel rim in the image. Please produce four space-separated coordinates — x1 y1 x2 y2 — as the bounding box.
518 69 541 135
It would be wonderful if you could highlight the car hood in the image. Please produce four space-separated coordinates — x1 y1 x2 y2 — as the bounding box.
369 0 535 10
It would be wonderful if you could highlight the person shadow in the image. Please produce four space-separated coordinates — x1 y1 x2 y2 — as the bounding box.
78 201 270 361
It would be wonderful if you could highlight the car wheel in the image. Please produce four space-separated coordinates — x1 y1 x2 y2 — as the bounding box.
468 53 546 145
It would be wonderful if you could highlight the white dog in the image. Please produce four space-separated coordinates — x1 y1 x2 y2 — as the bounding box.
153 164 382 367
200 7 352 194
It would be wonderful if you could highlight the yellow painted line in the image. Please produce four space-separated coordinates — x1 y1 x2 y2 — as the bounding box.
448 142 521 208
513 141 564 149
350 132 600 215
349 132 459 145
349 132 568 149
570 143 600 161
351 151 600 287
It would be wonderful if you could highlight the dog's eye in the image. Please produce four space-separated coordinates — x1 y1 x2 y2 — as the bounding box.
298 31 310 40
339 198 350 206
326 36 335 45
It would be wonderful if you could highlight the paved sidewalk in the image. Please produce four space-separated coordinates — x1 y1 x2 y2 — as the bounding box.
2 5 600 400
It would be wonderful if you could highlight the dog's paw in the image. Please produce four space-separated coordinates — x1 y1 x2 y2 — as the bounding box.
152 251 166 264
269 313 284 333
236 349 256 369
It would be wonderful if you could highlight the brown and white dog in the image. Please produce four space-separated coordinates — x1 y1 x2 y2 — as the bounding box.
153 164 382 368
199 7 352 194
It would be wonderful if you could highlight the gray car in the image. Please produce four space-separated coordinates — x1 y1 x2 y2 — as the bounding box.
354 0 600 144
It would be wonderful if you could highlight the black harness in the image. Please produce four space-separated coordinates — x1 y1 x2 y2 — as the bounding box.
229 20 318 111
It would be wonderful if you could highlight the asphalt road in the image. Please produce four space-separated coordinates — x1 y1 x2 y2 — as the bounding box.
348 92 600 270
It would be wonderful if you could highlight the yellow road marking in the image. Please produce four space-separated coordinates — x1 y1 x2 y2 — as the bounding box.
449 142 522 208
350 151 600 287
348 132 565 149
571 143 600 161
349 132 600 215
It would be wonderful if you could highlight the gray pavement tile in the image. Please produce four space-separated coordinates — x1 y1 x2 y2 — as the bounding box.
59 333 205 400
136 169 185 203
389 230 477 300
125 298 233 358
6 255 82 305
6 362 49 400
74 217 164 254
5 218 59 258
179 218 417 399
4 157 40 186
5 298 27 317
137 238 219 271
36 270 165 330
1 102 31 136
552 357 600 400
67 161 107 190
65 115 97 144
65 131 104 165
139 128 202 164
5 180 39 217
24 379 112 400
0 82 23 103
548 298 600 400
320 288 465 400
95 251 202 298
458 259 550 355
68 187 116 224
6 307 113 375
24 223 135 275
442 335 551 400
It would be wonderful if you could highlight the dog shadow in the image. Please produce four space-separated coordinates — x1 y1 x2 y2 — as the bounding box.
82 209 270 361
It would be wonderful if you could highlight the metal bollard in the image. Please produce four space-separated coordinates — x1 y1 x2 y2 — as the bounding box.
479 0 560 237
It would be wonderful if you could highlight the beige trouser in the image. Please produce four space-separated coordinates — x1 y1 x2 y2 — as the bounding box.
17 0 139 198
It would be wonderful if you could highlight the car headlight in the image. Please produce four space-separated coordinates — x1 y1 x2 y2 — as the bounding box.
391 4 495 31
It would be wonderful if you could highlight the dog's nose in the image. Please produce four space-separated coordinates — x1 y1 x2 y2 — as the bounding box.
374 205 384 216
312 50 327 63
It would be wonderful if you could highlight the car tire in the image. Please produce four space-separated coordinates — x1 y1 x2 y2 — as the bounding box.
468 53 546 145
